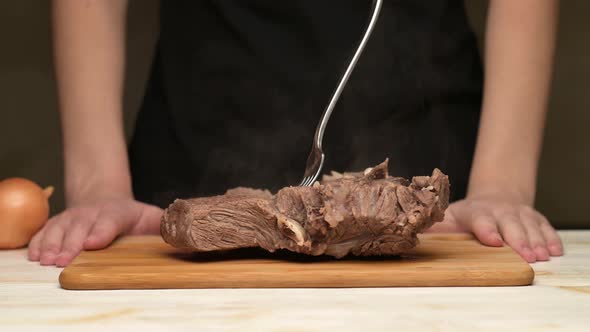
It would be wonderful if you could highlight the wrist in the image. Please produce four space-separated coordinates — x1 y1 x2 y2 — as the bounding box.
63 145 133 207
466 184 534 206
65 173 133 207
467 163 538 206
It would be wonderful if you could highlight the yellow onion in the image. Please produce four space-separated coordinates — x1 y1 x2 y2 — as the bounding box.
0 178 53 249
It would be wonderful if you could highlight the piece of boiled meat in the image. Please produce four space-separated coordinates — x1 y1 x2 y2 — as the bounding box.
161 159 450 258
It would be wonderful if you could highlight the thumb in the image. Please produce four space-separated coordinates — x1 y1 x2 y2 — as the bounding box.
469 214 504 247
130 204 164 235
83 218 123 250
445 201 503 246
426 204 464 233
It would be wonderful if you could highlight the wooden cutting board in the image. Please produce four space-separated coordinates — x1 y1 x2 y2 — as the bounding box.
59 234 534 289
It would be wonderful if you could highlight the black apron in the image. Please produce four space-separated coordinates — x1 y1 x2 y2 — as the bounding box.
129 0 483 208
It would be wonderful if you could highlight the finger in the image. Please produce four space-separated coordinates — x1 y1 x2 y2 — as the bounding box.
130 205 164 234
39 218 71 265
538 215 563 256
83 217 123 250
425 221 463 233
521 215 549 261
497 214 536 263
426 209 463 233
470 214 503 247
55 220 94 267
426 201 472 233
27 224 48 261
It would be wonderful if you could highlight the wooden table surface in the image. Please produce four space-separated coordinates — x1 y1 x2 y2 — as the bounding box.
1 230 589 332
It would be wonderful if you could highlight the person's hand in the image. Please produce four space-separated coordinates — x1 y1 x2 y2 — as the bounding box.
27 199 163 267
427 193 563 263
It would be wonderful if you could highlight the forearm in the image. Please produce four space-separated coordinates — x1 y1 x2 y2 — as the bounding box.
468 0 558 205
52 0 130 205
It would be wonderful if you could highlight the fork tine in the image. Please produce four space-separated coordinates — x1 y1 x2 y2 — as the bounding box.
300 165 322 186
299 176 308 187
301 176 313 187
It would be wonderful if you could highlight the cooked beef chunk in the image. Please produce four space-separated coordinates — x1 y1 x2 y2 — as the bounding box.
161 159 449 258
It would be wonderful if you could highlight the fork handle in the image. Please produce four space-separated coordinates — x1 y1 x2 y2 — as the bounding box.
313 0 383 149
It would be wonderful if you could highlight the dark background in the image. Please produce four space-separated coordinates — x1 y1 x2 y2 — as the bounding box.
1 1 588 228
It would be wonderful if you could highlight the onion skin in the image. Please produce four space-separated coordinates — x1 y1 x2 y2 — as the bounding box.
0 178 52 249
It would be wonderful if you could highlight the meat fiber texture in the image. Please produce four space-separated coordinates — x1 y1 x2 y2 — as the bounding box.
161 159 450 258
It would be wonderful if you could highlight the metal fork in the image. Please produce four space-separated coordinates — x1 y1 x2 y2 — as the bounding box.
299 0 383 186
